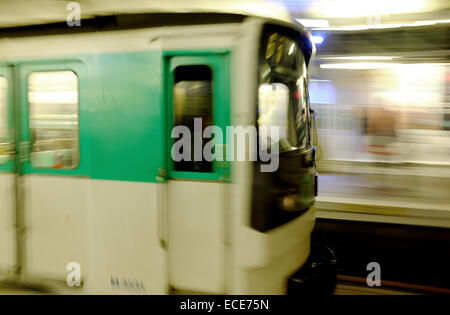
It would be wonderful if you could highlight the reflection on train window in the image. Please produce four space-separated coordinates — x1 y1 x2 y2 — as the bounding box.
258 83 291 150
0 77 8 164
173 65 213 172
28 71 79 169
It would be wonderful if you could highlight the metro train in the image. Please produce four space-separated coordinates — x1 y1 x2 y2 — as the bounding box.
0 6 331 294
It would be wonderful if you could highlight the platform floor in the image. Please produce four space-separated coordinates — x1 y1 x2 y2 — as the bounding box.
315 169 450 227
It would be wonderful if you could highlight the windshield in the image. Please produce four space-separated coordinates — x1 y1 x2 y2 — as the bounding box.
258 26 310 152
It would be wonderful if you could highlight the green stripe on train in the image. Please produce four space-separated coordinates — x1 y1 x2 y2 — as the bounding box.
1 49 231 183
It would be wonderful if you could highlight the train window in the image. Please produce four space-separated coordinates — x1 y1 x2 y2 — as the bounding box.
172 65 213 172
259 29 310 151
28 71 79 169
0 77 8 164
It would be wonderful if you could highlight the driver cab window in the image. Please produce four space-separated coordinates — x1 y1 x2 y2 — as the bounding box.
259 30 310 151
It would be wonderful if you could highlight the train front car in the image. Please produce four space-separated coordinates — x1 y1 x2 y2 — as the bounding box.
228 19 322 294
0 11 331 295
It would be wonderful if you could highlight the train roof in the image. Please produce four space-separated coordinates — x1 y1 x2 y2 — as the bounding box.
0 2 314 64
0 0 294 28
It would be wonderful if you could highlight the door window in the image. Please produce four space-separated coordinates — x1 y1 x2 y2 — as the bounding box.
28 71 79 169
172 65 213 173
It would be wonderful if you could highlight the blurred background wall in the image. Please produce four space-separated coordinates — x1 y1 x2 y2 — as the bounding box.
272 0 450 175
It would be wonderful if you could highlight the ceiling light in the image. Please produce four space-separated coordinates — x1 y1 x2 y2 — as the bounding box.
296 19 330 28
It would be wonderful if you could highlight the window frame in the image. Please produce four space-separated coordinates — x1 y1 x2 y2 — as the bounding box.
18 60 90 177
164 53 230 182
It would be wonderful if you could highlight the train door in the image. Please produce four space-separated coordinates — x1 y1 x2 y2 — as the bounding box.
0 65 16 276
164 54 230 293
14 63 90 283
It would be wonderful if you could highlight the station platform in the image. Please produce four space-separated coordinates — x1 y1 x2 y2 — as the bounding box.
315 163 450 228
